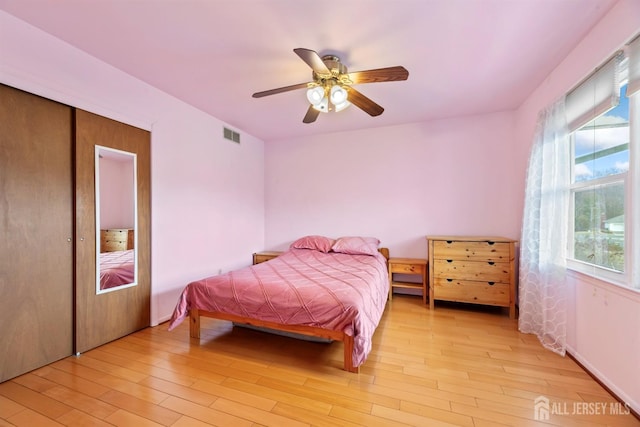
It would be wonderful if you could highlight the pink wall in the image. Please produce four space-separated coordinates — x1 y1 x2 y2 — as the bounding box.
265 112 519 257
0 11 265 326
514 0 640 413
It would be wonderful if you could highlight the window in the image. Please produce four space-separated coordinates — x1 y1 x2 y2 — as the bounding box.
564 36 640 290
569 83 629 278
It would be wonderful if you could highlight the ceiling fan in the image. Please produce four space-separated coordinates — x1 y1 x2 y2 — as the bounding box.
252 48 409 124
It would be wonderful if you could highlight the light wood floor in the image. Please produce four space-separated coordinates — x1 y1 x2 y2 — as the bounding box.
1 295 638 427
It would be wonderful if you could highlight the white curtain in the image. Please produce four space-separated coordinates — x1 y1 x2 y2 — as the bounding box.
519 97 570 356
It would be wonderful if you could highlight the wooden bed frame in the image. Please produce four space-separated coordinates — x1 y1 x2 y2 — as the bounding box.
188 247 390 373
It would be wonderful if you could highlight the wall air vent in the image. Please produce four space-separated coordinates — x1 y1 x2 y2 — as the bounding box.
223 127 240 143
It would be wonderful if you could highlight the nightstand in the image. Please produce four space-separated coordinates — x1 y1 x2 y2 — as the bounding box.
252 251 283 265
388 257 428 304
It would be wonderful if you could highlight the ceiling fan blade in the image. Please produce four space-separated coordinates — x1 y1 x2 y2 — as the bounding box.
347 66 409 84
252 82 309 98
294 48 331 76
302 105 320 124
347 88 384 117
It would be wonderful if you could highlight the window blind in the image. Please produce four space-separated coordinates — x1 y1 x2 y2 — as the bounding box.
565 52 624 132
627 35 640 97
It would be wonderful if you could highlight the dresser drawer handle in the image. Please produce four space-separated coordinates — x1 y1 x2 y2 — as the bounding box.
487 241 495 245
447 278 453 282
446 259 453 263
446 240 453 244
488 282 495 286
487 261 495 265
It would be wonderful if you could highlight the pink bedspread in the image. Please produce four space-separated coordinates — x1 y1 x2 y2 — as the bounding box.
168 248 389 367
100 249 135 290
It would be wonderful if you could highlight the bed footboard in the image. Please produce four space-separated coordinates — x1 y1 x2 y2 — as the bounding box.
188 308 359 373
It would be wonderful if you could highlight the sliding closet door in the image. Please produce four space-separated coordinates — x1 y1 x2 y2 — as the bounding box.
0 84 73 382
75 109 151 354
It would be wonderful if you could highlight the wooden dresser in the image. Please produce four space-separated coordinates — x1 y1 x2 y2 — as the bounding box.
427 235 517 318
100 228 134 252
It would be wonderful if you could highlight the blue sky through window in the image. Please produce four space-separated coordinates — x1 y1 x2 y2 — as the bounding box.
573 84 629 182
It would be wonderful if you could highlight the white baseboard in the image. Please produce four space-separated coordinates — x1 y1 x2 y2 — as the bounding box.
566 343 639 416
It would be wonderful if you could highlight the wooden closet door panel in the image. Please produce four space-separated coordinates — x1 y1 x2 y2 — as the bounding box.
0 84 73 382
75 109 151 354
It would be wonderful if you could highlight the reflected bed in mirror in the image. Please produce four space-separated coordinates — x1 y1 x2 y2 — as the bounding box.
96 146 137 294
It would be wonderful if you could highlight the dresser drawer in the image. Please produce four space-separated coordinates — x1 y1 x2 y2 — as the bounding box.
432 240 511 261
432 278 510 305
432 259 511 282
102 240 126 252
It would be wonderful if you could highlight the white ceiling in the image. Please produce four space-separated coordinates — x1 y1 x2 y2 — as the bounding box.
0 0 618 141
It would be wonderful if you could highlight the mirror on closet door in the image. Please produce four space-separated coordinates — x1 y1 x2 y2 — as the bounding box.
95 145 138 294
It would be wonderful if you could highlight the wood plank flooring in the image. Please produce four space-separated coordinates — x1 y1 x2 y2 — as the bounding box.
1 295 638 426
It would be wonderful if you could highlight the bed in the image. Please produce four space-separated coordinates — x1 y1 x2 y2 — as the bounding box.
99 249 135 290
168 235 390 372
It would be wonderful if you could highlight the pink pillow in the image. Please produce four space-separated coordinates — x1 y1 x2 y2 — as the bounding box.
331 236 380 256
289 235 335 253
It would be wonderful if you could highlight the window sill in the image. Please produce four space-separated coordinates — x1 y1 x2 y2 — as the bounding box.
566 264 640 301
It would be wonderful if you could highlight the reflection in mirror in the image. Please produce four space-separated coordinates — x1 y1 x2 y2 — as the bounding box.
95 146 137 294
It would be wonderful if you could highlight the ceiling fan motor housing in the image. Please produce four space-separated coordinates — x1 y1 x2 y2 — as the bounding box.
313 55 348 83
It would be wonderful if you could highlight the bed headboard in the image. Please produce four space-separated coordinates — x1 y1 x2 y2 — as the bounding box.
378 247 389 260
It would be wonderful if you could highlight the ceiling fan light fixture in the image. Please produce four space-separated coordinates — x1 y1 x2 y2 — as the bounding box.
330 84 350 112
330 85 348 105
306 86 325 106
334 100 351 112
312 96 329 112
